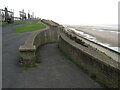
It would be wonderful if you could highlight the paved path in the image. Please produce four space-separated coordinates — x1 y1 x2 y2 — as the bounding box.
2 23 101 88
2 24 33 88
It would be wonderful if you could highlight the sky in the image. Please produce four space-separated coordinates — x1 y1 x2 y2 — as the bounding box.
1 0 119 25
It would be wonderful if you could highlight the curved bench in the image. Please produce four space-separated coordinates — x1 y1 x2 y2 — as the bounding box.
19 20 61 64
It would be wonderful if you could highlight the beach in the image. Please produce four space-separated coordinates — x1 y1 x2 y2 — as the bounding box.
68 26 119 47
64 25 119 62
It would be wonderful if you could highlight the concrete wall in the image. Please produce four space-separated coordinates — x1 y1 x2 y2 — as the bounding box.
19 20 119 88
19 22 60 64
58 32 120 88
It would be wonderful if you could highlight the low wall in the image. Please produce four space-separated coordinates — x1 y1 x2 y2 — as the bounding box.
58 32 120 88
41 19 59 27
19 20 119 88
19 22 60 64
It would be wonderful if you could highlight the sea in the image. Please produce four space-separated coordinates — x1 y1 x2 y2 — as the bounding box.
64 24 120 62
65 24 120 53
95 24 118 29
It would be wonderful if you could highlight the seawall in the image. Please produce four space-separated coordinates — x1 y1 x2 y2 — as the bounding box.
19 19 120 88
58 30 120 88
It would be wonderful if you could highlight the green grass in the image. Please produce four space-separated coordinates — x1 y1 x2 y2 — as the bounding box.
16 22 46 33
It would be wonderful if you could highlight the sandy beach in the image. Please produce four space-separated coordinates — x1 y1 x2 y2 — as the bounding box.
68 26 119 47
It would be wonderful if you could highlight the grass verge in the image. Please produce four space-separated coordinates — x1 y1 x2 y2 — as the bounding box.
16 22 46 33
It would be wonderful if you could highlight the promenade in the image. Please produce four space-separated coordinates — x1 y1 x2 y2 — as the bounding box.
2 22 101 88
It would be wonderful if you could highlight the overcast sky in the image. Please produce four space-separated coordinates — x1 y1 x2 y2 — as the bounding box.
1 0 119 25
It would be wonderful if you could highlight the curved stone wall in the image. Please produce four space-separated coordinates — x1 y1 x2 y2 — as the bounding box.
19 21 60 64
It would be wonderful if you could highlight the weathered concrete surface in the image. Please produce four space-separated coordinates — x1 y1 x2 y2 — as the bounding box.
18 19 120 88
19 21 60 64
34 43 101 88
58 32 120 88
4 19 119 88
2 24 101 88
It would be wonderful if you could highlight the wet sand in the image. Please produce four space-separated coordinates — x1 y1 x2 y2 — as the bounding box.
68 26 119 47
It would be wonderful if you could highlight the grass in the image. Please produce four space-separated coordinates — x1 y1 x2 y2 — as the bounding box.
15 22 46 33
